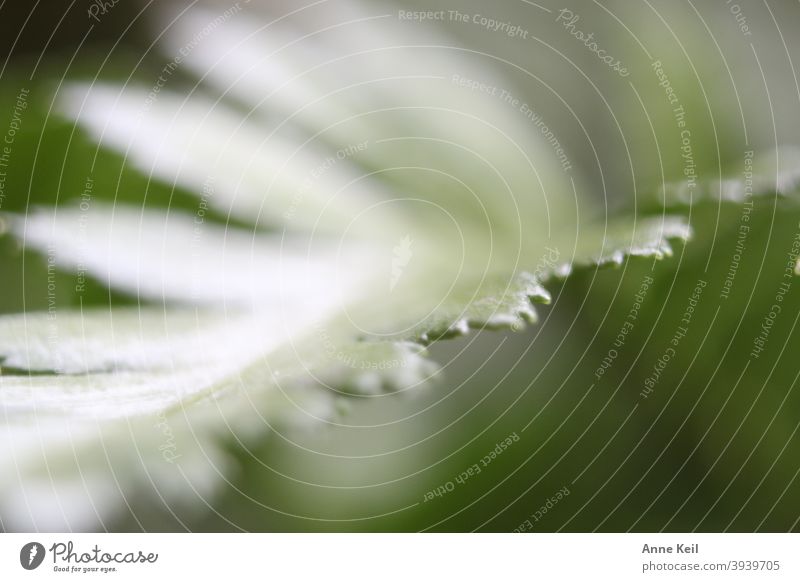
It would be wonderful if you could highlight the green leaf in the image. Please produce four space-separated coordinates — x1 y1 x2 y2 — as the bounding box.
654 148 800 208
0 0 695 531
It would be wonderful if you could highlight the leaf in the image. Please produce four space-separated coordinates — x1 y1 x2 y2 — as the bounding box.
0 0 695 531
12 203 372 309
654 148 800 208
60 85 390 235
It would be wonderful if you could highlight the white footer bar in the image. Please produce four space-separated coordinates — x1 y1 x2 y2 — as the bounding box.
1 533 796 581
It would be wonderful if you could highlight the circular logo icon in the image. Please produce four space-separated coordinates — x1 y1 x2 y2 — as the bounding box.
20 542 45 570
